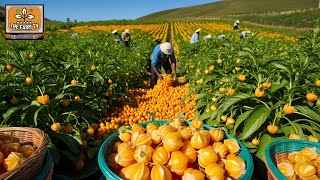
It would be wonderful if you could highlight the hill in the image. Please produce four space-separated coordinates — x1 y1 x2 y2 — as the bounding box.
139 0 319 22
0 6 4 21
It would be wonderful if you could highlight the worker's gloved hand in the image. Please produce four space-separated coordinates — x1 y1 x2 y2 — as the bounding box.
158 74 163 80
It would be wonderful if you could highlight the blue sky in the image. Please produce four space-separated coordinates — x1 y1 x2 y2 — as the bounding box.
1 0 220 22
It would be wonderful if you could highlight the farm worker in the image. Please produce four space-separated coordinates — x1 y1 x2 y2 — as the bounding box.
122 29 131 47
71 33 79 38
203 34 212 40
112 30 122 43
233 20 240 30
150 42 177 88
218 34 226 40
240 30 251 39
190 29 201 44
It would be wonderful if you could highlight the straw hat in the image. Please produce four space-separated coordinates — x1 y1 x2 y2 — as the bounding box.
112 30 117 34
195 29 201 33
246 30 251 33
160 42 174 55
206 34 212 38
125 29 130 33
236 20 240 23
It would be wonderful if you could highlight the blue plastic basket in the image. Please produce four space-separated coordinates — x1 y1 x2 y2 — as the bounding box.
265 139 320 180
98 120 254 180
35 150 54 180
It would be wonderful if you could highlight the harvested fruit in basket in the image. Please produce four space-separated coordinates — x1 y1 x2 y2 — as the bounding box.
277 147 320 179
107 119 247 180
0 136 35 174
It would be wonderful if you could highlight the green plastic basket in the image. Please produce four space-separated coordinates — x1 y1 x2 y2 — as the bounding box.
98 120 254 180
35 150 54 180
265 139 320 180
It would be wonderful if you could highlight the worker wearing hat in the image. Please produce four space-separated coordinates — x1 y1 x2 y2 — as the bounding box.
218 34 226 40
190 29 201 44
234 20 240 30
112 30 122 43
122 29 131 47
240 30 251 39
150 42 177 88
203 34 212 40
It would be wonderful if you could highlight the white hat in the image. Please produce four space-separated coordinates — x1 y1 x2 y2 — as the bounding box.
206 35 212 38
112 30 117 34
246 30 251 33
125 29 129 33
160 42 174 55
195 29 201 33
236 20 240 23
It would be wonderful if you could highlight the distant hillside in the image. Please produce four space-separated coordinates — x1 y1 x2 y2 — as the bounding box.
139 0 319 20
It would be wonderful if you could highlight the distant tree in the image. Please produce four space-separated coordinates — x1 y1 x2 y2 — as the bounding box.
66 17 70 23
74 19 77 23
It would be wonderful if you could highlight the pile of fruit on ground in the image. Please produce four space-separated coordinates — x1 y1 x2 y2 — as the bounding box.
97 75 196 134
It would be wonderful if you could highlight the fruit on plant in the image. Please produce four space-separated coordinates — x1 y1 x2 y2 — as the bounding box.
28 53 34 59
289 134 300 140
277 160 295 178
219 87 226 94
261 82 272 89
64 124 73 134
205 163 225 180
74 95 81 101
267 124 278 134
211 97 217 102
210 105 217 111
152 146 170 165
105 91 110 97
74 159 84 171
251 138 260 146
25 77 33 85
221 116 227 122
87 128 94 137
180 141 197 163
235 67 240 71
10 97 20 105
226 117 235 125
283 104 295 114
190 131 209 149
168 151 189 176
51 123 61 132
225 154 246 179
217 58 223 64
133 145 154 164
307 135 318 142
209 129 224 142
238 74 246 81
151 164 172 180
204 70 209 74
6 64 14 71
71 79 77 86
213 142 228 159
19 145 34 158
255 88 265 97
236 59 241 64
182 168 205 180
306 93 318 102
37 95 49 105
227 88 236 96
198 146 218 168
224 139 240 154
129 162 150 180
209 65 214 71
163 132 184 152
316 80 320 87
61 99 70 107
3 152 25 171
91 65 97 71
108 79 113 84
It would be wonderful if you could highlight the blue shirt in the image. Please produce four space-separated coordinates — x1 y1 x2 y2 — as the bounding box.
150 45 176 72
218 35 225 40
190 33 199 44
114 33 122 42
240 31 247 39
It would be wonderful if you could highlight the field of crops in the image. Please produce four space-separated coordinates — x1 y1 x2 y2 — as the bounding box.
1 21 320 179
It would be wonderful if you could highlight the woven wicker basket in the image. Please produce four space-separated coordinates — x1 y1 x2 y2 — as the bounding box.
265 139 320 180
0 127 49 180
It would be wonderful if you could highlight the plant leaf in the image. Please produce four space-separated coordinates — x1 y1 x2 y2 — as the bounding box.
255 134 285 160
222 93 252 112
233 110 253 134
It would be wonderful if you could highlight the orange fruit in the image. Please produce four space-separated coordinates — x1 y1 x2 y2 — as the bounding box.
224 139 240 154
168 151 189 176
152 146 170 165
74 95 81 101
87 128 94 137
108 79 113 84
28 53 34 59
90 65 97 71
19 144 34 158
64 124 73 134
182 168 205 180
1 143 21 158
315 80 320 87
6 64 14 71
261 82 272 89
37 95 49 105
252 138 260 146
238 74 246 81
0 152 4 164
151 164 172 180
3 152 25 171
267 124 278 134
10 97 20 105
25 77 33 85
205 163 225 180
289 134 300 140
219 88 226 94
71 79 77 86
51 123 61 132
227 88 236 96
307 135 318 142
61 99 70 107
283 104 295 114
306 93 318 102
255 88 265 97
129 162 150 180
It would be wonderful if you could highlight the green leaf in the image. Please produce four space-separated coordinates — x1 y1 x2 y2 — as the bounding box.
270 80 287 93
295 106 320 123
222 93 252 112
198 111 212 121
196 101 207 109
87 147 99 159
241 106 271 140
242 141 258 149
34 106 44 126
283 123 304 137
196 93 208 100
233 110 253 134
51 133 80 155
3 105 28 120
255 134 285 160
272 62 292 75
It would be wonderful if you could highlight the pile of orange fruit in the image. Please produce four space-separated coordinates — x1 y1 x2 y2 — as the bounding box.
97 74 196 134
0 136 35 174
277 147 320 179
106 119 246 180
